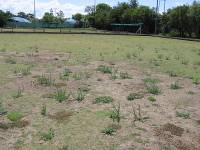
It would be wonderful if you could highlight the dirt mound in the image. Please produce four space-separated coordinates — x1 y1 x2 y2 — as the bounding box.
155 123 200 150
155 123 184 137
172 138 198 150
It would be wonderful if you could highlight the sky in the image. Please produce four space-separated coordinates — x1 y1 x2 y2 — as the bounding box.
0 0 194 18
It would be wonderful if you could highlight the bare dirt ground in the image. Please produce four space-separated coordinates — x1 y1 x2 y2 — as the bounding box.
0 51 200 150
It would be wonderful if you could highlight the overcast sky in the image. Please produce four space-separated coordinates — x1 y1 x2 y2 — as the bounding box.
0 0 194 18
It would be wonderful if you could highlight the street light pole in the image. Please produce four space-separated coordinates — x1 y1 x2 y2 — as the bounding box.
94 0 96 11
34 0 36 30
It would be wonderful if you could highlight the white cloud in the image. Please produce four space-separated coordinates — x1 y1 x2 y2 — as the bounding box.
0 0 85 18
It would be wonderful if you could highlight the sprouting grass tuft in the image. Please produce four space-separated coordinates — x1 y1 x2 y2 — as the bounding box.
143 78 160 84
127 92 144 101
5 57 17 64
41 104 47 116
196 120 200 125
148 96 156 102
12 88 23 99
73 89 86 102
110 104 121 123
7 112 23 122
120 72 132 79
97 65 112 74
60 68 72 80
0 101 7 115
55 89 70 103
37 74 54 86
192 77 200 85
94 96 113 104
170 81 182 90
102 127 116 136
176 111 190 119
40 128 55 141
14 66 31 76
146 84 161 95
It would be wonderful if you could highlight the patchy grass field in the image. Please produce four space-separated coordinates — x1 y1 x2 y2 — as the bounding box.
0 34 200 150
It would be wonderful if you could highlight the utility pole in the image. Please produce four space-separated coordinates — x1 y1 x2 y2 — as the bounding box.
164 0 166 13
155 0 159 34
34 0 36 30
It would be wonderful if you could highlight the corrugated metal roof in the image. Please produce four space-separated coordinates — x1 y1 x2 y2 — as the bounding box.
10 17 31 23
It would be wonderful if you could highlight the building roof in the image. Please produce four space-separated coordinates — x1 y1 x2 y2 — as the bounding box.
10 17 31 23
65 18 76 24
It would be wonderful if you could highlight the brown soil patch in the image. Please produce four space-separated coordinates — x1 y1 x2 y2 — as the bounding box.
155 123 184 137
48 110 73 122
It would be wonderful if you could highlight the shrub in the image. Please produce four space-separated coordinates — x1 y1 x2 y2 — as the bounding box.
7 112 23 122
37 74 54 86
97 65 112 74
102 127 116 135
73 89 86 102
176 111 190 119
40 128 55 141
110 104 120 123
55 89 70 103
146 84 161 95
120 72 132 79
95 96 113 104
41 104 47 116
148 96 156 102
127 93 143 101
170 81 182 90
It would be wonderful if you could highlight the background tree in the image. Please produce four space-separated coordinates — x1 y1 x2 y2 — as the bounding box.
42 12 55 24
55 10 65 24
190 1 200 37
0 10 13 27
129 0 138 8
73 13 83 27
17 12 26 18
168 5 191 37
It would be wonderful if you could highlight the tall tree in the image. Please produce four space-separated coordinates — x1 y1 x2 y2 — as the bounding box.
17 12 26 18
0 10 13 27
73 13 83 27
42 12 55 24
190 1 200 37
168 5 191 37
129 0 138 8
56 10 65 24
